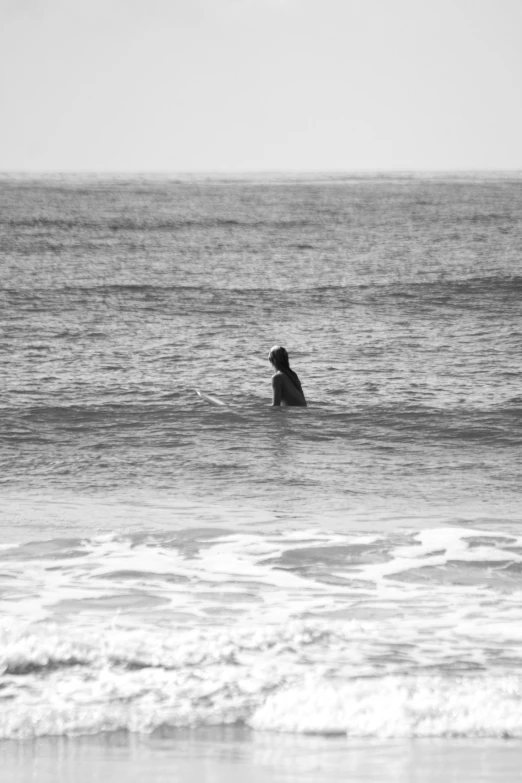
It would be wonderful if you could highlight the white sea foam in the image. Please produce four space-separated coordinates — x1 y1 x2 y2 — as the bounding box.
250 676 522 737
2 526 522 626
2 619 522 740
1 526 522 739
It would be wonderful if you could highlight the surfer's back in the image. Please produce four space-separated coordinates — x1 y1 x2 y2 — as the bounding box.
268 345 306 407
272 370 307 407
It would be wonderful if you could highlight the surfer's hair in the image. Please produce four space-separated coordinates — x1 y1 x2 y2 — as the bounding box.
268 345 290 368
268 345 303 393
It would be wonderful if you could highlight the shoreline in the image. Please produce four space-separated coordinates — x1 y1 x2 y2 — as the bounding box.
3 729 522 783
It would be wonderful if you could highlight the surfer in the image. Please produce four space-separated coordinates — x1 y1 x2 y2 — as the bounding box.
268 346 307 407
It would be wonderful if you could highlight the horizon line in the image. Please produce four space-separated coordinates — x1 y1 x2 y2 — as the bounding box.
1 169 521 178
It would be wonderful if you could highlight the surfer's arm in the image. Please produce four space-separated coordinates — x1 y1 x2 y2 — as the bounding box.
271 374 283 406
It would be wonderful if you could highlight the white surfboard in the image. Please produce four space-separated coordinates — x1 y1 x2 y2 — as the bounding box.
195 389 228 407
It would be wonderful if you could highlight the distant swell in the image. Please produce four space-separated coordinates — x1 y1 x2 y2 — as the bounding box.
4 217 312 231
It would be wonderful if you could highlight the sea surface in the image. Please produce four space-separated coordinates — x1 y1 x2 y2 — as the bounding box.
1 173 522 750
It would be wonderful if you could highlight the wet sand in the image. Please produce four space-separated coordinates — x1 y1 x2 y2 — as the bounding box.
3 728 522 783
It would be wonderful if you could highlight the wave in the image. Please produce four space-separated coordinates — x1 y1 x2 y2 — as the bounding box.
251 675 522 737
2 621 522 740
3 401 520 447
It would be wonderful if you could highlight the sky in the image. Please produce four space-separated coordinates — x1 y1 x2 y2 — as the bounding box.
1 0 521 171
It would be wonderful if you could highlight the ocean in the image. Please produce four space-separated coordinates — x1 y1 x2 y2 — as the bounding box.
1 173 522 780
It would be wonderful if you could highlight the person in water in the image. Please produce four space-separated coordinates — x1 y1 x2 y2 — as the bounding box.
268 346 307 407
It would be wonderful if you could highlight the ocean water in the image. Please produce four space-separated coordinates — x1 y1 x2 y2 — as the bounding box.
1 173 522 745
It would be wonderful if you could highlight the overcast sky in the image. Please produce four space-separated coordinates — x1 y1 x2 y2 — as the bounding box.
1 0 521 171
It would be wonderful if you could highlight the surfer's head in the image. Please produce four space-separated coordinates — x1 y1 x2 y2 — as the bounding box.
268 345 290 370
